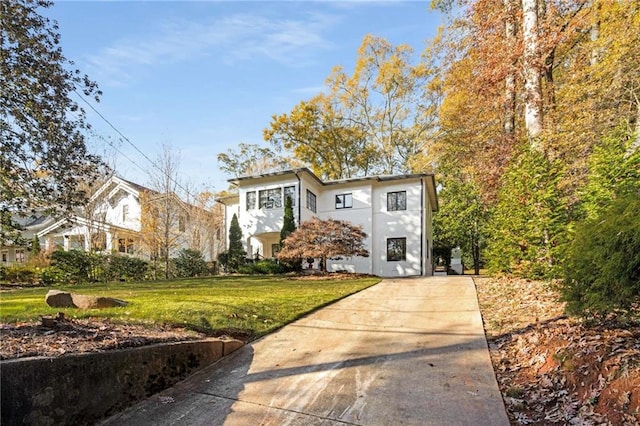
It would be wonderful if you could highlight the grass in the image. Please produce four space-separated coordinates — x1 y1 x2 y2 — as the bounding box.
0 275 380 339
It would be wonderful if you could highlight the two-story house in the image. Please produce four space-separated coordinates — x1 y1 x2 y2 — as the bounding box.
27 176 222 262
217 168 438 277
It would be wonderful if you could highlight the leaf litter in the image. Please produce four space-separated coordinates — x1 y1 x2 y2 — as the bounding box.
476 276 640 425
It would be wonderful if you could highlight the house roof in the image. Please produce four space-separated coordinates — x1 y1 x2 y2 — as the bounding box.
227 168 439 211
36 215 135 238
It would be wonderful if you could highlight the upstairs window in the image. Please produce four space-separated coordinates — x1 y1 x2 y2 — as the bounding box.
246 191 256 210
335 193 353 209
306 189 317 213
387 237 406 261
122 204 129 221
259 188 282 209
284 186 296 206
387 191 407 211
178 215 186 232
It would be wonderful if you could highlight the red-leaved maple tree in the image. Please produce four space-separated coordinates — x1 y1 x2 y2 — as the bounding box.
277 217 369 272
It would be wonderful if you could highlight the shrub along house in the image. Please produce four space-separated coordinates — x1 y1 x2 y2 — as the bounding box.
217 168 438 277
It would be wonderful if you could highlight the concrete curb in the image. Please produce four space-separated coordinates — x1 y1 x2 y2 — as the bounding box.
1 338 243 425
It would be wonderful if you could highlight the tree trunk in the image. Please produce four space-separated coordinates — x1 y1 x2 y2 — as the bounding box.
522 0 543 143
504 0 517 136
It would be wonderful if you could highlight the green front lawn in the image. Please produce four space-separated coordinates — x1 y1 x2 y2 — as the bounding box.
0 275 380 339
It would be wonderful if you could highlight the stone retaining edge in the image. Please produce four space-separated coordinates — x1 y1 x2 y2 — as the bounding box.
0 338 244 425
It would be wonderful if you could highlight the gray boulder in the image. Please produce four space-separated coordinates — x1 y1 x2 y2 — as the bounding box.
45 290 128 309
45 290 75 308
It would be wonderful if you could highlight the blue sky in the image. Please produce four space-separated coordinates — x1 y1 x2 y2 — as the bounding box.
44 1 444 192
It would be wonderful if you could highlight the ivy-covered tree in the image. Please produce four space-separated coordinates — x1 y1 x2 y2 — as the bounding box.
277 217 369 272
561 195 640 317
1 0 103 242
485 146 567 279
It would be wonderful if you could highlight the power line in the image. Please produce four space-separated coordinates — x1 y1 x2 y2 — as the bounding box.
73 89 200 200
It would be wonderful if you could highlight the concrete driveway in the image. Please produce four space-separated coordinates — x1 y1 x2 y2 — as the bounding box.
103 276 509 426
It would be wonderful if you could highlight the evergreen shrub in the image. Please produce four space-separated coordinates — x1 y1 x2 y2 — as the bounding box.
561 195 640 317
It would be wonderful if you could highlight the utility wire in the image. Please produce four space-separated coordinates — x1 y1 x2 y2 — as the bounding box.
73 89 200 201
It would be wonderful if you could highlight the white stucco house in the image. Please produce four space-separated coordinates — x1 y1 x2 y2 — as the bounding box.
217 168 438 277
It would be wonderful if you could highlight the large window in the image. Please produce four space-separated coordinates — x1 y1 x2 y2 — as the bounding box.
387 237 406 261
91 232 107 251
118 238 134 254
2 251 8 263
306 189 317 213
284 185 296 206
335 193 353 209
259 188 282 209
246 191 256 210
387 191 407 211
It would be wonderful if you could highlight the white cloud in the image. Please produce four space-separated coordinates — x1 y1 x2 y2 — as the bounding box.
84 10 339 86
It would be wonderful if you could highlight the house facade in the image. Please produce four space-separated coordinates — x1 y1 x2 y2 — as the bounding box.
0 176 223 267
217 168 438 277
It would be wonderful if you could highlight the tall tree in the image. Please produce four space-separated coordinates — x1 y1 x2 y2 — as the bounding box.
434 166 489 275
217 143 295 179
265 35 436 178
141 144 185 279
1 0 103 242
522 0 543 142
264 96 377 180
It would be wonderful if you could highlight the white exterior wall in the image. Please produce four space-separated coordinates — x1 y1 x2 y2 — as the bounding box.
101 191 142 233
372 179 427 277
318 182 373 274
224 170 436 277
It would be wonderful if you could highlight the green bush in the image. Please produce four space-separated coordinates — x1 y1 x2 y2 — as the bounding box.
0 264 37 284
106 255 148 281
41 266 66 285
50 250 149 283
50 249 91 282
238 259 283 275
560 195 640 317
174 249 208 277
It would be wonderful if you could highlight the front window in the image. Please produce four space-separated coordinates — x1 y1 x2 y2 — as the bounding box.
387 191 407 211
271 243 280 257
118 238 134 254
284 186 296 206
2 251 8 263
259 188 282 209
91 232 107 251
306 190 317 213
387 237 406 261
178 215 186 232
246 191 256 210
15 249 26 263
335 193 353 209
122 204 129 221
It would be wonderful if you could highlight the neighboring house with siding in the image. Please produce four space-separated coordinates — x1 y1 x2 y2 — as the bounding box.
1 176 223 266
217 168 438 277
